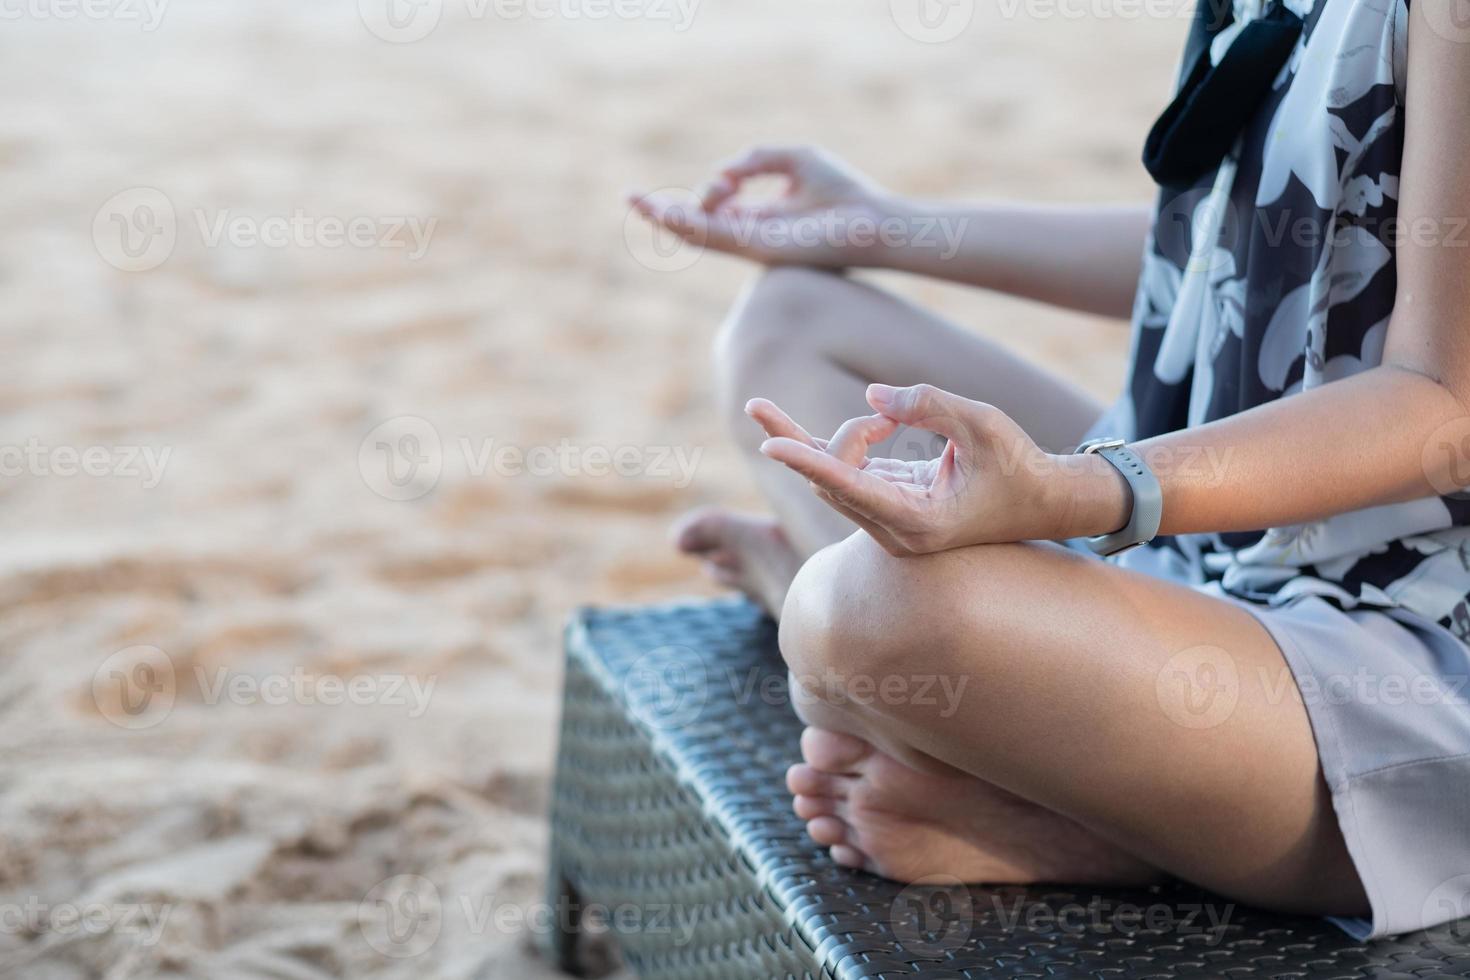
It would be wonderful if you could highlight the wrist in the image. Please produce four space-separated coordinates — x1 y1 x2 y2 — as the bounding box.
845 192 918 269
1044 452 1132 541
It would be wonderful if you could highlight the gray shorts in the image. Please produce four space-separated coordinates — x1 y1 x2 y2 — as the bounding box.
1070 538 1470 938
1215 589 1470 940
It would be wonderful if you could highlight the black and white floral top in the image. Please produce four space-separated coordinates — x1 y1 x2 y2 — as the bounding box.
1097 0 1470 638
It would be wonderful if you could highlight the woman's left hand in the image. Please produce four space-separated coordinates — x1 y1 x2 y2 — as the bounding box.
749 383 1109 556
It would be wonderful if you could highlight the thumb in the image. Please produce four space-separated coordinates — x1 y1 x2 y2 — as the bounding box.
866 383 975 442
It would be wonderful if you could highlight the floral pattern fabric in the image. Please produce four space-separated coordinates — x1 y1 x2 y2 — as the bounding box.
1099 0 1470 639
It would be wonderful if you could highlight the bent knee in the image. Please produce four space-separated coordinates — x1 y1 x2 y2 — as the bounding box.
779 532 946 699
714 267 849 392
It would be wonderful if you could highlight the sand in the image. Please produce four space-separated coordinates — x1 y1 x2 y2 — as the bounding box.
0 1 1181 976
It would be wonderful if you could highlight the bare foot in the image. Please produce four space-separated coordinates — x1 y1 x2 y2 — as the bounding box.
786 727 1164 886
672 508 802 617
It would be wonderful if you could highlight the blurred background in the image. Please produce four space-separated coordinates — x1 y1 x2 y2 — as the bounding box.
1 1 1180 976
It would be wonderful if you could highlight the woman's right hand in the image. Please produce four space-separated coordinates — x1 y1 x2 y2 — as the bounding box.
627 145 896 268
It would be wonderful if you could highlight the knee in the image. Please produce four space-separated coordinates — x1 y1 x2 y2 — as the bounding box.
714 266 844 406
779 532 930 705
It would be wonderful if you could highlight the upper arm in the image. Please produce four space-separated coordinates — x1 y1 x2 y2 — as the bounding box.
1382 0 1470 403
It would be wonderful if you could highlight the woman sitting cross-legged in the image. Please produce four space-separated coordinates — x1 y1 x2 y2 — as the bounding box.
630 0 1470 940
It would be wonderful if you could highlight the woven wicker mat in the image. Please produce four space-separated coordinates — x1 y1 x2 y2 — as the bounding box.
544 597 1470 979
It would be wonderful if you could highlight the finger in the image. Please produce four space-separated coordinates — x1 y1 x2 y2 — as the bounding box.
760 437 904 521
627 190 705 240
698 175 739 212
826 414 899 468
866 383 981 443
813 486 908 553
630 190 751 254
745 398 826 449
718 145 806 183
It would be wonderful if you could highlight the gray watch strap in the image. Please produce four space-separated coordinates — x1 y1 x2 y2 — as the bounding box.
1076 439 1162 557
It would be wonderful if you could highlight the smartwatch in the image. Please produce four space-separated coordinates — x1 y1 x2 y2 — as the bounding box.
1075 438 1162 557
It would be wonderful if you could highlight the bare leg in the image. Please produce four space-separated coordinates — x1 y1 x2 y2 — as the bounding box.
779 533 1368 916
678 266 1104 611
715 267 1102 556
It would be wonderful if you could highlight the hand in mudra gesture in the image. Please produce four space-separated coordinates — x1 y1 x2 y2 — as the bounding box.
628 144 894 267
748 383 1088 557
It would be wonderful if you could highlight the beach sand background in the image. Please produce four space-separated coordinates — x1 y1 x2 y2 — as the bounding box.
1 2 1181 976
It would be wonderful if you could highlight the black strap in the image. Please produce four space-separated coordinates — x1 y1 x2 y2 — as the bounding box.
1143 0 1304 188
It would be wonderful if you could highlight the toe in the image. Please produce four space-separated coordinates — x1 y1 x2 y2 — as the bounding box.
786 763 852 799
800 727 874 774
830 844 870 870
805 816 848 847
705 559 741 588
792 793 838 819
671 507 725 554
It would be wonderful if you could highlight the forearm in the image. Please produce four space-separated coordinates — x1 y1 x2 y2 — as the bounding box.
861 199 1152 319
1060 365 1470 540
